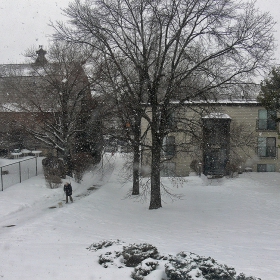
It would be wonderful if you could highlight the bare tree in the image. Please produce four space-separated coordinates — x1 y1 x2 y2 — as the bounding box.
2 42 101 176
54 0 274 209
230 120 257 162
88 55 150 195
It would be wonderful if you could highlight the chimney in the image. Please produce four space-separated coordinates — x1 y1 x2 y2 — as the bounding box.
34 45 48 65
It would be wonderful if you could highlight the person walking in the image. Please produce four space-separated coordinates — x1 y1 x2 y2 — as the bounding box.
64 182 73 203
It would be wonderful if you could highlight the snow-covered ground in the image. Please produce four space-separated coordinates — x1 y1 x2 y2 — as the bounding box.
0 153 279 279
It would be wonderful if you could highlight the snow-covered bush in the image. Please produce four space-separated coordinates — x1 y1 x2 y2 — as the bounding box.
122 243 160 267
225 162 239 178
98 250 122 268
87 240 261 280
165 252 236 280
131 258 159 280
72 152 94 183
42 155 65 188
165 252 261 280
236 273 261 280
45 175 62 189
87 239 123 251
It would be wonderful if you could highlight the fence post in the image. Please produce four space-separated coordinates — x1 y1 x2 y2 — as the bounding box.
36 157 38 176
19 161 22 183
1 167 3 191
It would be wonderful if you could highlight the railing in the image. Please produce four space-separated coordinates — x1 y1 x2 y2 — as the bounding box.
256 146 277 158
256 119 277 131
0 157 43 191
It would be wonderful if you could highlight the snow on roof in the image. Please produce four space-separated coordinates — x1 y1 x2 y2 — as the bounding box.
203 112 231 119
154 99 260 106
0 103 25 112
182 99 259 105
0 64 34 77
0 103 46 113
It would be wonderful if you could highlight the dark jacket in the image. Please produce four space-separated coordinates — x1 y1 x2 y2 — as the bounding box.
64 183 72 196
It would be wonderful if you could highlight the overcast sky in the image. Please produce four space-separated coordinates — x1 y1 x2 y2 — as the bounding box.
0 0 279 71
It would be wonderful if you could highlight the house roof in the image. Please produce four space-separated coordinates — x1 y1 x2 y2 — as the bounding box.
0 46 48 79
202 112 231 119
0 64 33 77
181 99 259 105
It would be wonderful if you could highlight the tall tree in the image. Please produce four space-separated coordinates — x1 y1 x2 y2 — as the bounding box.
2 43 100 176
258 67 280 115
89 55 149 195
54 0 275 209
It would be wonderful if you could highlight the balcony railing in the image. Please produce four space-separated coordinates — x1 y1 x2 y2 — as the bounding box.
256 146 277 158
256 119 277 131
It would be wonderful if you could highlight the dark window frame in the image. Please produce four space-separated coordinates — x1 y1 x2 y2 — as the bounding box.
162 135 176 157
257 109 277 131
256 137 277 158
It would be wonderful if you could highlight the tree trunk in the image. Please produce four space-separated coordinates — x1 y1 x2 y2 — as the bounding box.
64 150 73 177
132 115 141 195
149 126 162 209
132 144 140 195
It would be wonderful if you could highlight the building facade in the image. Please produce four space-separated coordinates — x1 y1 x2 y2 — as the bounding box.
141 100 280 176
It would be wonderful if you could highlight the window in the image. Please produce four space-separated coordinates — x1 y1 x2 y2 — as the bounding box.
257 137 277 158
162 136 176 157
267 164 276 172
257 109 276 130
257 164 275 172
166 111 176 129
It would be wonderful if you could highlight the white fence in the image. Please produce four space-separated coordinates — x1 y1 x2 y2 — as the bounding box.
0 157 43 191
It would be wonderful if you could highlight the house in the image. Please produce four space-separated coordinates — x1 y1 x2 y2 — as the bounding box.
0 61 45 155
0 46 96 158
141 100 280 176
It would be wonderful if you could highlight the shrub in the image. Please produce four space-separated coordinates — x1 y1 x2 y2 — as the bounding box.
165 252 236 280
42 155 65 188
236 273 261 280
42 155 65 179
87 240 262 280
45 174 62 189
87 240 123 251
72 153 94 183
190 159 199 173
122 243 160 267
225 162 239 178
98 251 122 268
131 259 159 280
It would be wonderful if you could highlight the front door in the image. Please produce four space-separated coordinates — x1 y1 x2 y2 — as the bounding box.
205 148 227 175
202 117 231 176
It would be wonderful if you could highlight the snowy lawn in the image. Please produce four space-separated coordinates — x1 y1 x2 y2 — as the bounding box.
0 153 279 279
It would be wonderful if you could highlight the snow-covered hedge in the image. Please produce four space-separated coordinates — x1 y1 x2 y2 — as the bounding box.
87 239 123 251
122 243 160 267
165 251 236 280
87 240 261 280
131 258 159 280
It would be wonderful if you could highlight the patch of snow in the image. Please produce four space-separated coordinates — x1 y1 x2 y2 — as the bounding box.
203 112 231 119
0 153 279 279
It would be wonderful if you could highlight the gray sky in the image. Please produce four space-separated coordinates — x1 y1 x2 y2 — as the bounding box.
0 0 279 69
0 0 69 64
